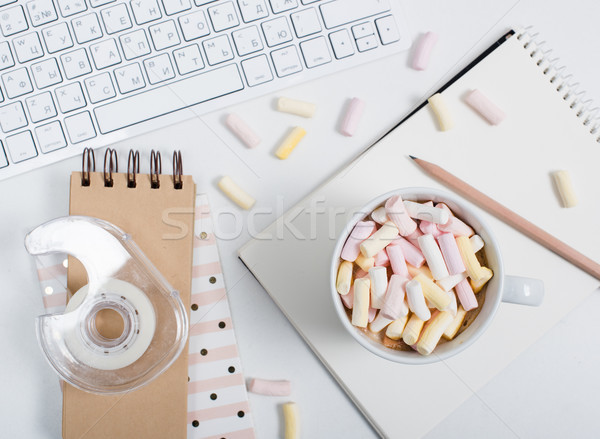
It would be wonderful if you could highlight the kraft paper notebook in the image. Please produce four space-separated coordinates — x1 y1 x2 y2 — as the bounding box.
39 149 256 438
239 29 600 437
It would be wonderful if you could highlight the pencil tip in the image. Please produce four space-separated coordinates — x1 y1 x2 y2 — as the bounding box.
408 155 418 160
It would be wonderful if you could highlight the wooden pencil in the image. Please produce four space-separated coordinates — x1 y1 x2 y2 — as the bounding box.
409 155 600 280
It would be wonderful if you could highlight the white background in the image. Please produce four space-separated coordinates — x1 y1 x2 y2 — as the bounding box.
2 0 600 437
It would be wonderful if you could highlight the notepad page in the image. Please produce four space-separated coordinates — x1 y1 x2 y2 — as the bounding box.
239 32 600 438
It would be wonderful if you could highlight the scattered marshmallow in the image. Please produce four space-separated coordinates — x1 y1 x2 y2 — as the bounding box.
249 378 292 396
225 113 261 148
340 97 365 136
428 93 453 131
275 126 307 160
282 402 299 439
277 97 316 118
464 89 506 125
217 176 256 210
411 31 438 71
552 170 578 208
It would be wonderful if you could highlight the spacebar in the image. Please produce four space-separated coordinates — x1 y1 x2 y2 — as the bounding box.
94 64 245 134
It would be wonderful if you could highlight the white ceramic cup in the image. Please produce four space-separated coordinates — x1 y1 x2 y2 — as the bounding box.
330 188 544 365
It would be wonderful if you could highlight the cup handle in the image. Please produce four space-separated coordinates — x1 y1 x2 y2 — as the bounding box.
501 275 544 306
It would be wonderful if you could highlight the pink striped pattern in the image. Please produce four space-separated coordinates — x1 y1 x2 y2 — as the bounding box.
188 373 244 394
187 401 250 423
35 194 255 438
37 263 67 281
189 345 239 365
192 262 222 278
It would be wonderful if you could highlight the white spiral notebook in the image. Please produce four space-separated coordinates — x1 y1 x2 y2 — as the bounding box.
238 29 600 437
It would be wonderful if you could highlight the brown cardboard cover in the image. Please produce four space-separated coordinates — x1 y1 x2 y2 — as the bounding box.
64 171 195 439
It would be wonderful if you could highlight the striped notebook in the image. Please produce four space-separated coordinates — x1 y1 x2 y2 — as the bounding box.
35 193 255 439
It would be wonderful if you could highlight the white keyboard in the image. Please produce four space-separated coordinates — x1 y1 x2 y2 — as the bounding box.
0 0 410 180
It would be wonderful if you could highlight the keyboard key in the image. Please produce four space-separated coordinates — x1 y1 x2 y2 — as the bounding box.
2 68 34 98
60 48 92 78
0 0 18 6
0 42 16 71
351 22 373 39
320 0 390 29
143 53 175 84
241 53 272 86
375 15 399 45
0 142 7 168
72 12 103 43
194 0 217 4
42 22 74 53
237 0 268 23
207 1 240 32
0 102 28 133
64 110 96 143
270 44 302 77
31 58 63 88
130 0 162 25
25 91 57 122
101 3 133 34
148 20 181 50
13 32 45 63
0 6 29 37
262 16 292 47
55 82 86 112
119 29 151 59
57 0 87 17
84 72 116 102
172 44 204 74
232 26 263 56
178 10 210 41
356 34 377 52
329 28 353 59
114 62 146 93
90 0 115 7
202 35 234 65
26 0 58 27
301 0 320 3
290 8 320 38
299 35 330 68
269 0 297 13
90 38 122 68
6 131 37 163
94 63 244 133
161 0 190 16
35 120 67 152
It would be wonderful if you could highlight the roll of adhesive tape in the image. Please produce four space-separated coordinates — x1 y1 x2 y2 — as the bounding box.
64 278 156 370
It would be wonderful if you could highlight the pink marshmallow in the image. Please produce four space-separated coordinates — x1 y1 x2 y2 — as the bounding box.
464 89 506 125
368 307 377 323
341 220 377 261
435 203 474 237
386 244 409 276
380 275 408 320
436 232 466 275
248 378 291 396
340 97 365 136
225 113 261 148
390 237 425 268
411 31 438 71
455 279 478 311
385 195 417 236
374 249 390 267
341 286 354 309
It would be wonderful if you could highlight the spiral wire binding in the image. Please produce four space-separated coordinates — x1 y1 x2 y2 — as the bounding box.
173 150 183 190
127 150 140 188
515 27 600 142
103 148 118 187
150 150 162 189
81 148 95 186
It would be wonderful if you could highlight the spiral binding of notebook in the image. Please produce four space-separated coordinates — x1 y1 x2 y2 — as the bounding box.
34 148 255 439
515 27 600 142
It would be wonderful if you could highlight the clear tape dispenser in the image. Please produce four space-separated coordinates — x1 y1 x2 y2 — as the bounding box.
25 216 189 394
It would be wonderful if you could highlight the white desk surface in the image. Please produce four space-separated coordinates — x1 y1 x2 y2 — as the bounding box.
2 1 600 437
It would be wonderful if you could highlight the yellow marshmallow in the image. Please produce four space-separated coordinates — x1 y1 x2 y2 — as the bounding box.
336 261 353 295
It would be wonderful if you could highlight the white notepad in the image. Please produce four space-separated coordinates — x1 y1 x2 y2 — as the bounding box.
239 30 600 438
